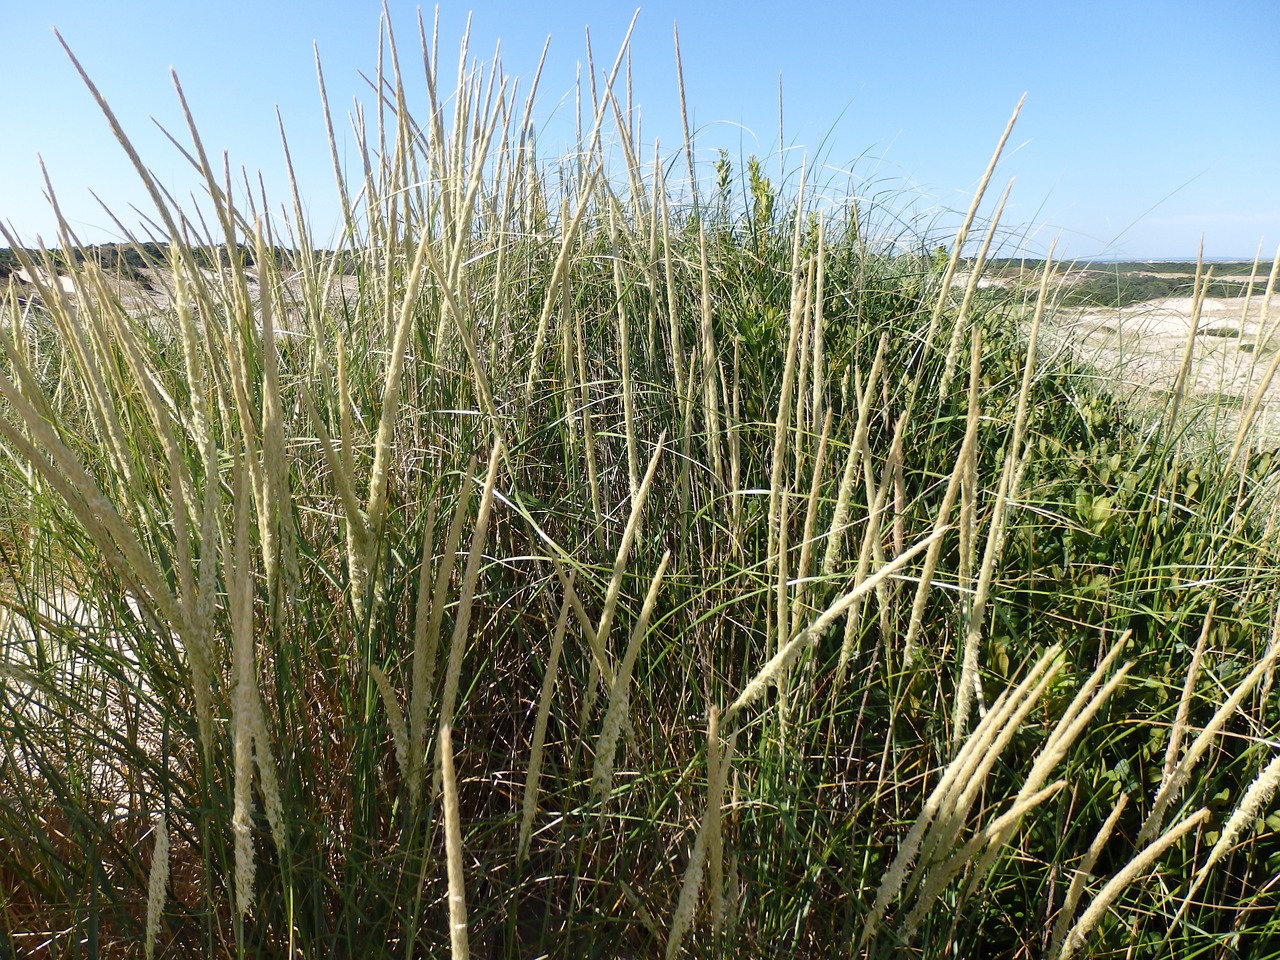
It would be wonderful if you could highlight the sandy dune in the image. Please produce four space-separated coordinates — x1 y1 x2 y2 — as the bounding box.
1043 292 1280 444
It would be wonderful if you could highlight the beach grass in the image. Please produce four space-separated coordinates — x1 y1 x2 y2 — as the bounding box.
2 14 1279 959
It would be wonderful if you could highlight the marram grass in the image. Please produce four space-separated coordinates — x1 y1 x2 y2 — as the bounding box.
2 12 1280 960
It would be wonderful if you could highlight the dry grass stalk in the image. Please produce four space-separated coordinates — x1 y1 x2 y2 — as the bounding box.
593 435 666 666
903 331 982 664
550 557 614 688
0 343 182 630
793 260 814 481
366 213 452 542
611 208 642 502
903 780 1066 937
228 457 257 918
834 413 908 686
810 218 828 436
790 409 834 636
964 632 1133 884
144 812 169 960
915 94 1024 385
861 644 1060 944
437 444 503 777
1166 245 1208 430
1056 808 1209 960
937 178 1013 399
407 504 439 810
572 303 606 546
766 203 810 585
310 336 373 603
523 167 603 400
697 223 725 485
1230 244 1280 466
774 485 792 740
1163 602 1215 789
439 723 471 960
706 706 724 942
724 527 945 726
1138 635 1280 844
953 260 1049 743
370 663 410 787
518 586 572 862
1167 749 1280 938
821 333 888 578
253 223 292 597
593 551 671 800
665 708 735 960
1048 793 1130 958
914 654 1065 884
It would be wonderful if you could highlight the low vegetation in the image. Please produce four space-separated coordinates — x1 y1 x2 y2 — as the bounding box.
2 16 1279 959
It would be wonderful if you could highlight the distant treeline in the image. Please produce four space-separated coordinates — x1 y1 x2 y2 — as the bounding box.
1056 273 1267 308
0 243 358 286
977 259 1272 309
984 258 1267 274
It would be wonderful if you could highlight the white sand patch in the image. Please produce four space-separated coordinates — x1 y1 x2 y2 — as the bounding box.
1 587 174 818
1042 293 1280 445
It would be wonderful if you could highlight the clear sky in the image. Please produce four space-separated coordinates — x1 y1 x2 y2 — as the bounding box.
2 0 1277 261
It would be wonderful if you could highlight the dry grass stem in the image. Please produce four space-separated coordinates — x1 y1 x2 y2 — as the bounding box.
1048 793 1130 958
439 723 470 960
1057 808 1209 960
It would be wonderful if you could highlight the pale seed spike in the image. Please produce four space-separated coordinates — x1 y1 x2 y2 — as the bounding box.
1058 809 1209 960
916 94 1025 383
938 178 1013 399
902 343 978 663
791 408 834 635
228 454 257 919
54 31 188 245
255 221 287 597
766 195 810 582
0 357 182 631
300 386 370 559
435 443 503 794
1167 241 1208 430
593 435 666 658
610 208 641 502
902 781 1066 938
915 658 1064 886
862 645 1059 946
951 256 1049 744
698 222 724 485
439 724 471 960
592 551 671 800
1165 606 1213 792
551 557 614 688
1169 750 1280 942
370 663 410 787
407 503 439 807
666 716 735 960
1048 794 1130 959
834 413 908 687
967 654 1134 886
811 217 828 434
821 332 888 578
518 587 572 862
1139 636 1280 844
725 528 944 726
1230 244 1280 466
143 812 169 960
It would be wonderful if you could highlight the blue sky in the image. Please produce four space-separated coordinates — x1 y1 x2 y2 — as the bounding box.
2 0 1277 260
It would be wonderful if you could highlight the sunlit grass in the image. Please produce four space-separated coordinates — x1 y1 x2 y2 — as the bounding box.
2 13 1279 960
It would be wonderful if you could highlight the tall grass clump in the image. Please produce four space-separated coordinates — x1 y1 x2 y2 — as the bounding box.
2 12 1279 959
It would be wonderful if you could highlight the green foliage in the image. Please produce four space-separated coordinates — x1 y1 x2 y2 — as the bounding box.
1058 266 1262 308
2 26 1279 960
